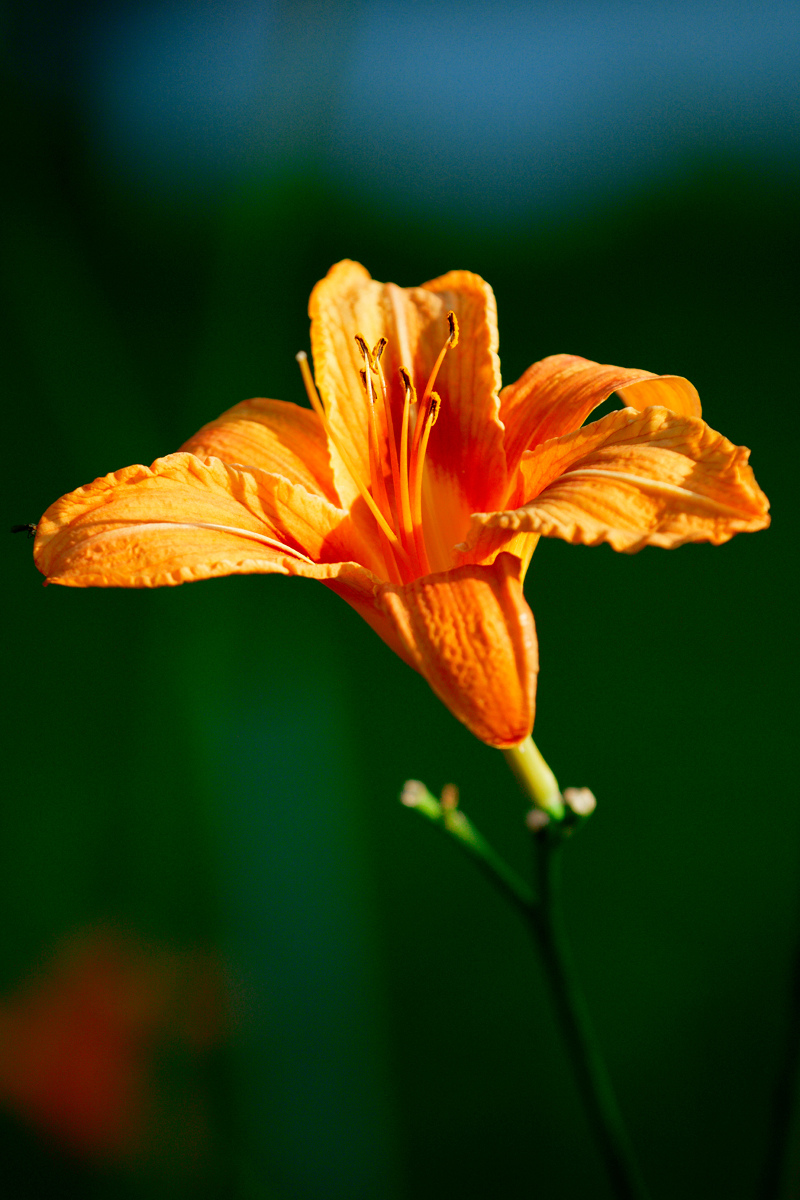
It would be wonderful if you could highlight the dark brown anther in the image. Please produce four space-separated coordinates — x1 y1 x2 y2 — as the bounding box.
399 366 417 400
354 334 375 371
372 336 387 362
447 311 459 347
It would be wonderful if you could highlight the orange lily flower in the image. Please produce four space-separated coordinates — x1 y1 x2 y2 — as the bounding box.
34 261 769 748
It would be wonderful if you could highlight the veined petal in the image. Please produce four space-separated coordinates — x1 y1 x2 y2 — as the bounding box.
308 261 507 520
181 397 338 503
35 452 379 587
333 552 537 748
309 261 387 508
499 354 702 484
419 270 507 515
468 407 770 554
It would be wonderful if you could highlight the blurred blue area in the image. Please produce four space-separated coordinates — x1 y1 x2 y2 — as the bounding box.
61 0 800 216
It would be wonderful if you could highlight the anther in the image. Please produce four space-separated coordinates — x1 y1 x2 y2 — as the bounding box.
372 336 387 362
354 334 375 371
399 366 416 400
447 310 459 347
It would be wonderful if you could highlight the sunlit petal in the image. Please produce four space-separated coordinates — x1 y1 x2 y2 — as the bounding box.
469 407 770 554
35 452 378 587
309 260 387 508
419 270 507 516
368 553 537 748
181 397 338 502
499 354 702 484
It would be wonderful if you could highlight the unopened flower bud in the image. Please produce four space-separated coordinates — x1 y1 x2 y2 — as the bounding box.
563 787 597 817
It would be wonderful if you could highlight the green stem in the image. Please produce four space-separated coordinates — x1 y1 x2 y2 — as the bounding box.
400 754 652 1200
504 737 564 818
400 780 534 915
528 828 652 1200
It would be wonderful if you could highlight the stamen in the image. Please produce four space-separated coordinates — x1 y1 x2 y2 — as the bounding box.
409 392 440 576
420 309 459 409
357 353 393 526
408 310 458 471
354 334 375 371
371 340 402 532
295 352 407 562
398 367 416 549
356 339 405 583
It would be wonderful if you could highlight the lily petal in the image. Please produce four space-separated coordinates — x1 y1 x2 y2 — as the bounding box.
469 407 770 554
339 552 538 748
308 261 507 522
35 452 379 587
181 398 338 503
499 354 702 484
419 270 507 516
309 261 386 508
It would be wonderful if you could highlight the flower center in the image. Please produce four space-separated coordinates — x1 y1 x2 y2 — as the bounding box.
296 313 458 584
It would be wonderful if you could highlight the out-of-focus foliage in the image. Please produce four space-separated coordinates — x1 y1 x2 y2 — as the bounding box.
2 2 798 1197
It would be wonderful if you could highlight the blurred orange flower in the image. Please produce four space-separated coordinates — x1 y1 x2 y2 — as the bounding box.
0 930 222 1160
34 261 769 746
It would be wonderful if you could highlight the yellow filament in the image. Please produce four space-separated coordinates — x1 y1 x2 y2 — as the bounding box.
372 341 402 527
358 352 404 581
397 368 416 550
356 342 393 526
409 312 457 473
295 352 407 559
409 393 440 576
420 310 459 408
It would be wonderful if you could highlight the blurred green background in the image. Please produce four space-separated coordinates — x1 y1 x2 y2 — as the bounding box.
3 1 798 1197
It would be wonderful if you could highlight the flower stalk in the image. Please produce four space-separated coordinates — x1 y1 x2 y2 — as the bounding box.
401 749 652 1200
529 823 651 1200
504 736 564 818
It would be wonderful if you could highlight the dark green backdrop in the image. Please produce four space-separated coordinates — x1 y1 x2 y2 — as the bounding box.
3 11 798 1198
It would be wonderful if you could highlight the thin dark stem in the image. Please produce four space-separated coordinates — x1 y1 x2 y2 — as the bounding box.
759 916 800 1200
400 781 534 915
528 830 652 1200
402 778 652 1200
